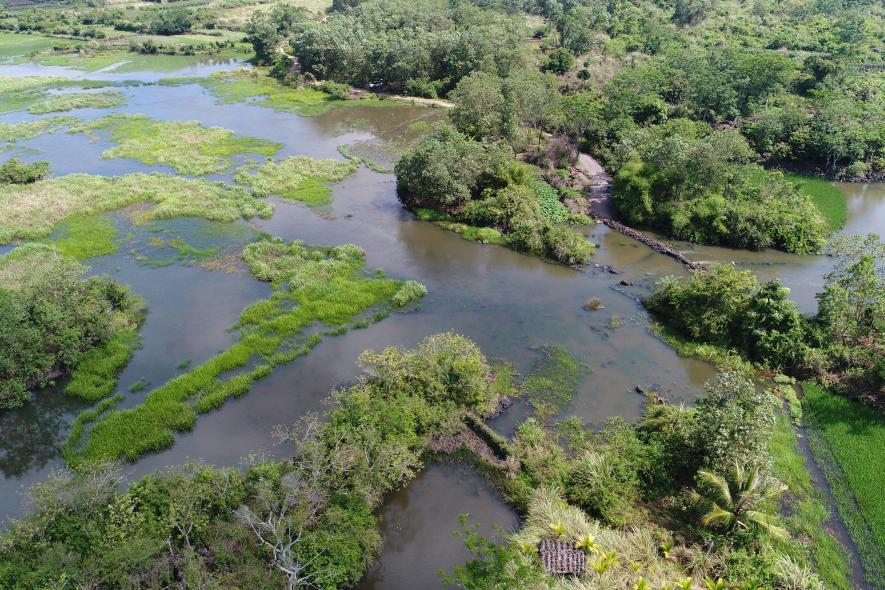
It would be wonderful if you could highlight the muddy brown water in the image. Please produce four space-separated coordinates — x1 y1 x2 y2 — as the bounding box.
0 60 882 588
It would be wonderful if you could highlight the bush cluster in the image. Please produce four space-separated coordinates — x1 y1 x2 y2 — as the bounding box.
0 245 141 408
395 125 593 266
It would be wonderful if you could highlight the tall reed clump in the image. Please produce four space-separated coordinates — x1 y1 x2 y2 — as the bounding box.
65 236 426 466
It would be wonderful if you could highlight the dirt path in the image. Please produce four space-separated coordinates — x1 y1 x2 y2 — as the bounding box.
377 94 454 109
574 152 706 271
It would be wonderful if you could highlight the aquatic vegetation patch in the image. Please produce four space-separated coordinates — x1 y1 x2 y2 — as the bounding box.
67 114 282 176
48 214 118 260
523 345 588 420
785 173 848 232
0 77 115 114
414 208 508 245
235 155 358 207
28 90 126 114
0 116 76 143
0 173 272 244
65 237 427 465
160 69 364 116
65 328 142 403
124 218 254 269
768 413 852 590
803 382 885 584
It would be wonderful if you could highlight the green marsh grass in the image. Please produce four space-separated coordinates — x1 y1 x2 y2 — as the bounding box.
0 173 272 244
160 69 375 116
48 214 118 259
28 90 126 114
66 238 427 465
66 329 142 402
786 173 847 232
523 345 588 420
235 155 359 207
0 77 115 114
0 116 76 142
803 382 885 584
68 114 282 176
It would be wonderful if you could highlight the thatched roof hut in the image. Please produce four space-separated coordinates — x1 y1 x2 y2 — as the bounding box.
538 540 585 575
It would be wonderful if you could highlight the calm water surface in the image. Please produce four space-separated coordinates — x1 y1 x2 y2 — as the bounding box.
1 61 882 589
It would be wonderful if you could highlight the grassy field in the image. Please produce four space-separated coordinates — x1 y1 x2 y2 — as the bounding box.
0 76 116 114
0 31 57 57
803 382 885 586
768 412 852 590
786 173 848 232
234 155 359 206
64 237 426 466
68 114 282 175
0 173 272 243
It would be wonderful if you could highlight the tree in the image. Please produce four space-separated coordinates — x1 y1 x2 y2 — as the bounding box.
693 372 776 473
541 47 574 75
691 462 787 539
449 72 508 139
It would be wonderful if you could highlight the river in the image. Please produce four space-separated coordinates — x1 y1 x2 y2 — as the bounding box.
0 57 882 589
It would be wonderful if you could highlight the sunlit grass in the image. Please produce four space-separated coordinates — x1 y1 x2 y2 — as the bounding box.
768 413 852 590
48 214 118 259
786 173 847 232
66 329 142 402
0 116 76 142
803 382 885 584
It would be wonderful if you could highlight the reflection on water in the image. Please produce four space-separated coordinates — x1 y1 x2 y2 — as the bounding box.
358 462 520 590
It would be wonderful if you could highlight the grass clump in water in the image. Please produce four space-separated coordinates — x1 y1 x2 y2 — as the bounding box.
0 173 272 244
66 328 142 402
786 173 847 232
0 76 113 114
48 214 118 260
803 382 885 584
28 90 126 114
65 236 427 465
0 116 76 143
161 69 374 116
235 156 359 207
68 114 283 176
523 345 588 420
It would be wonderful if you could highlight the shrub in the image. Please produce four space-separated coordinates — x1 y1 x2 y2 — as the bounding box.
0 158 48 184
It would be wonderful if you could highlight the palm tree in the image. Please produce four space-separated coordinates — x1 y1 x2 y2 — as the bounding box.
691 461 788 539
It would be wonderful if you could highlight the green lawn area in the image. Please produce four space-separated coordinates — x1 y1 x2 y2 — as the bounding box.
786 173 848 232
0 32 57 57
803 382 885 585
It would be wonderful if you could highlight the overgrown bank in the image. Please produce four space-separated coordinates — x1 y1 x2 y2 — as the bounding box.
1 334 852 590
0 244 143 408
